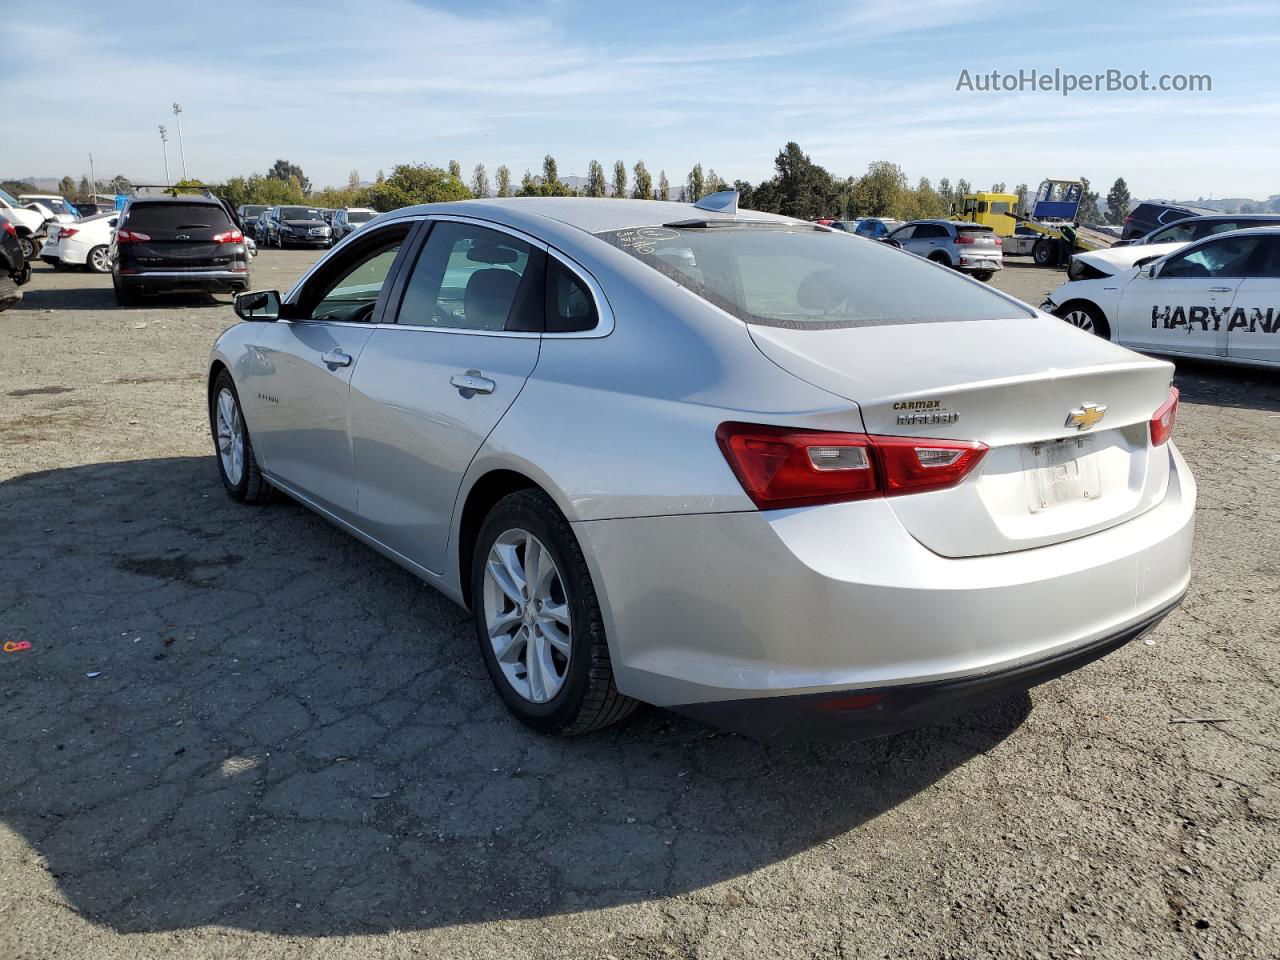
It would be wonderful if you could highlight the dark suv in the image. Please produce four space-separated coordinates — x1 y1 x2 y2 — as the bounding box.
262 205 333 248
1120 201 1218 241
111 195 250 305
1117 212 1280 247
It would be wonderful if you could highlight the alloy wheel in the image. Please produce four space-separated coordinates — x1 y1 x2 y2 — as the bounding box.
482 528 572 703
215 388 245 486
89 246 111 272
1063 309 1095 332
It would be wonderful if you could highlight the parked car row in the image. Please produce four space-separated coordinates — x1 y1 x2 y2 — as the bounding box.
239 205 379 249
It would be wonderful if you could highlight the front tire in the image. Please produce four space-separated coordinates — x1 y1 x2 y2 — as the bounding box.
17 235 37 260
471 490 637 735
1055 301 1110 339
210 371 273 503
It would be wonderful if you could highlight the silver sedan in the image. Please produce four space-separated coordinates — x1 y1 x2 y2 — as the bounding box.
208 194 1195 740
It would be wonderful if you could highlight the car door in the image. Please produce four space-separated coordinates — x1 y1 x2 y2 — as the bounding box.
348 218 547 574
240 219 420 522
1227 235 1280 365
1116 232 1266 358
906 223 945 258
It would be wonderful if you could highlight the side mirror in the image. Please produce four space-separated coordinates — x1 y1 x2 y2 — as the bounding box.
235 289 282 322
1134 257 1159 279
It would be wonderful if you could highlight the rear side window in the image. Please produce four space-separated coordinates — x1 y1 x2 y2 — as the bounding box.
596 223 1031 329
124 202 232 232
913 224 948 239
546 258 599 333
396 221 544 332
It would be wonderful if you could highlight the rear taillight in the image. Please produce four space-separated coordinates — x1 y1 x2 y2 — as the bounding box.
115 229 151 243
1123 214 1134 224
1149 387 1179 446
212 229 244 244
993 236 1002 245
716 423 988 510
955 235 975 244
59 227 79 241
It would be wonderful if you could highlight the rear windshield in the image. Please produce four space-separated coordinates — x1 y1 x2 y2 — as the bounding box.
125 202 231 231
595 222 1030 329
241 205 268 216
348 210 376 223
281 207 322 219
957 226 996 237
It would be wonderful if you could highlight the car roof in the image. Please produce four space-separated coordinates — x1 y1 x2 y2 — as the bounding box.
904 219 983 227
128 194 223 204
1167 213 1280 223
389 197 801 236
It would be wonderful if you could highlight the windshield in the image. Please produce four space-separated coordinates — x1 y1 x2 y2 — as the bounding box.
241 205 268 217
348 210 376 223
281 207 322 219
24 196 75 215
0 188 18 206
596 223 1030 329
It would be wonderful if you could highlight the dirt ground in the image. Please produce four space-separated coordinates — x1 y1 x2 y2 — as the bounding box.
1 251 1278 960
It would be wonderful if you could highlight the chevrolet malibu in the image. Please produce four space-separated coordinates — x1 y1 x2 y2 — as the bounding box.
208 195 1195 740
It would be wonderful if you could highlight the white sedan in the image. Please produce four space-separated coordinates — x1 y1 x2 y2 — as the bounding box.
40 212 118 273
1045 227 1280 367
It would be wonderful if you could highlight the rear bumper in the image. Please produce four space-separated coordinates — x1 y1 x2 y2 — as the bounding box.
573 443 1195 730
116 269 249 293
671 596 1181 740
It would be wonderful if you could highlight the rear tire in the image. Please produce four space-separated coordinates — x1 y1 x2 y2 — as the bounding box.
971 270 994 282
1033 239 1058 266
112 279 137 306
471 490 637 736
210 371 273 503
928 252 952 268
87 245 111 274
17 235 37 260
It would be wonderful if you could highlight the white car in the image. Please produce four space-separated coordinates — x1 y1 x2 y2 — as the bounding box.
0 187 51 259
19 194 79 223
1044 227 1280 367
41 212 118 273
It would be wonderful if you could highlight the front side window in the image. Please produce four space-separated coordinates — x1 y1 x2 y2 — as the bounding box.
1160 234 1264 279
396 221 542 331
298 225 410 322
596 222 1030 329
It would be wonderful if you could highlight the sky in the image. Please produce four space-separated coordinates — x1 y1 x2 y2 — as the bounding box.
4 0 1279 201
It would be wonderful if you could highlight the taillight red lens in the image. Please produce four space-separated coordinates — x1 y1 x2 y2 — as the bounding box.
212 229 244 243
993 236 1002 245
59 227 79 240
115 229 151 243
955 235 975 244
1149 387 1179 446
716 423 988 510
2 221 16 237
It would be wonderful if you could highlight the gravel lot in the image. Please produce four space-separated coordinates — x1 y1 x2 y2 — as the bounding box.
2 251 1278 960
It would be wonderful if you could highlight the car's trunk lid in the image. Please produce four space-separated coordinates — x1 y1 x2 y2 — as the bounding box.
749 315 1175 557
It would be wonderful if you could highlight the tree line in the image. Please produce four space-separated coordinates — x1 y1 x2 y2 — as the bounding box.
18 142 1235 226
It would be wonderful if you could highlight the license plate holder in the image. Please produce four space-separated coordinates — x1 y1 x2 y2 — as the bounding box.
1024 435 1100 511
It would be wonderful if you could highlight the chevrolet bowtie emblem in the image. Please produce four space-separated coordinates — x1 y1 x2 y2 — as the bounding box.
1066 402 1107 430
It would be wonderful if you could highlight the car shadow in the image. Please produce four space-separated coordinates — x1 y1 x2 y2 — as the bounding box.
1 456 1029 935
1172 358 1280 412
13 286 228 311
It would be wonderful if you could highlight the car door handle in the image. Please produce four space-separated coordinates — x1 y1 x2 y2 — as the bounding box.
1207 286 1233 293
322 350 352 367
451 371 495 396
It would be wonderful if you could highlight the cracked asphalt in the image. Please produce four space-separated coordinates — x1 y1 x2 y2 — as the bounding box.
1 252 1277 959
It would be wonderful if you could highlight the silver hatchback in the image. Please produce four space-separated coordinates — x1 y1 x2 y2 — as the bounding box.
887 219 1003 281
209 195 1191 740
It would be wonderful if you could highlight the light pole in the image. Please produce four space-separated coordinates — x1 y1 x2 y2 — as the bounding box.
88 152 96 203
172 103 188 180
158 125 170 186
